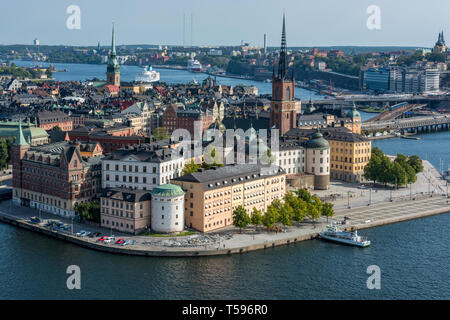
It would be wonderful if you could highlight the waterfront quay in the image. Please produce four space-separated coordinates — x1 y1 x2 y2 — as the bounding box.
0 195 448 257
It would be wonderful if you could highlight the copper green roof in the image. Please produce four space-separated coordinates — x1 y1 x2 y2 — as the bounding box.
0 121 48 143
306 130 329 150
151 183 186 197
347 103 361 119
15 120 28 146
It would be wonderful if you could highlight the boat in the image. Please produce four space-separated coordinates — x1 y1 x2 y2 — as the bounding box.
319 225 371 247
401 136 422 140
136 66 160 82
187 59 202 73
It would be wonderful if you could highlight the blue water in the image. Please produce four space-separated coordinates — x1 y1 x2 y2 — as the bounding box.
11 60 323 99
0 212 448 299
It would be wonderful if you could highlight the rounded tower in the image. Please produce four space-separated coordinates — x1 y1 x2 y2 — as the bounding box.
305 129 330 190
150 184 185 233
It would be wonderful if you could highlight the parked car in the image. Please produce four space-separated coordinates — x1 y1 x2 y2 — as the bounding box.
115 238 125 245
121 240 130 246
76 230 88 237
97 236 108 242
29 216 41 224
104 237 115 244
62 224 71 231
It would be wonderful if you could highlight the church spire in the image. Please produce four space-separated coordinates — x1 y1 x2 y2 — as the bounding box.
15 120 28 146
111 22 116 55
277 12 287 80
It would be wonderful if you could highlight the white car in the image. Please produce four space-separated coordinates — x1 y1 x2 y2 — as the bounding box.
76 230 88 237
103 237 115 244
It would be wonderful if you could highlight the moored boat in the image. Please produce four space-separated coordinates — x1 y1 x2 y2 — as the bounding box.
319 225 371 247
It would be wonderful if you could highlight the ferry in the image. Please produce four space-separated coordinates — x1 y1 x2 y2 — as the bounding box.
187 59 202 73
136 66 160 82
319 225 371 247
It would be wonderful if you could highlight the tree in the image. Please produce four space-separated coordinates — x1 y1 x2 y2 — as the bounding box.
53 125 62 132
74 201 100 223
0 139 8 170
295 189 312 203
232 206 250 232
262 205 279 230
250 208 263 230
182 160 199 175
307 202 321 228
284 192 306 223
278 203 293 227
322 202 335 222
408 155 423 173
152 127 170 141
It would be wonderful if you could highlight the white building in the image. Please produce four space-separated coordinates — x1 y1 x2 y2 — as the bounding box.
150 184 185 233
102 145 185 191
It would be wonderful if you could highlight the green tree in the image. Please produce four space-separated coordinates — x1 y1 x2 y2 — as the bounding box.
322 202 335 222
152 127 170 141
262 205 279 230
232 205 250 232
408 155 423 173
182 159 199 175
307 202 321 227
0 139 8 170
250 208 263 230
74 201 100 223
295 189 312 203
278 202 293 227
53 125 62 132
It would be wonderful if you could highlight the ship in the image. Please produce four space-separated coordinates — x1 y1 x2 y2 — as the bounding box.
187 59 202 73
319 225 371 247
136 66 160 82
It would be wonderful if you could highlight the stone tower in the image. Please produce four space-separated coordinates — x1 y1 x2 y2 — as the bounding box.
106 22 120 87
12 120 30 205
270 13 296 136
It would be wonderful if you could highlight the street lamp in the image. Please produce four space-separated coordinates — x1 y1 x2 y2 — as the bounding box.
368 188 372 206
347 191 351 209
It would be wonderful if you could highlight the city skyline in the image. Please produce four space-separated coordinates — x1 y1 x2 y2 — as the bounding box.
0 0 448 47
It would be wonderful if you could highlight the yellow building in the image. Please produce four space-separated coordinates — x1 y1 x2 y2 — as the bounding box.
285 126 371 183
343 104 362 134
172 164 286 232
328 133 371 182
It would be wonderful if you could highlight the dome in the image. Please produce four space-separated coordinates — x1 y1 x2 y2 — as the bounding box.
347 104 361 119
151 184 185 197
306 130 329 150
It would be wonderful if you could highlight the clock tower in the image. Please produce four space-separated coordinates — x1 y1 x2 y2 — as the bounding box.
270 13 296 136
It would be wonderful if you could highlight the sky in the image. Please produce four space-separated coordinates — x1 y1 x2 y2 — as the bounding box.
0 0 448 48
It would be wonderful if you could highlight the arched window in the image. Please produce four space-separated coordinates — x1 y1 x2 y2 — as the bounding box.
286 86 291 100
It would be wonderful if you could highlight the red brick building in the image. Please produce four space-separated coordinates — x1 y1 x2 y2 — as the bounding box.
162 104 215 136
12 122 102 217
35 110 73 131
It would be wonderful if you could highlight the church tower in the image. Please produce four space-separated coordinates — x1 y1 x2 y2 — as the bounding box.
270 13 296 136
12 120 30 205
106 22 120 86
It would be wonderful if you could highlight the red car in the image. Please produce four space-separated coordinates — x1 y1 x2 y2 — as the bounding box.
97 236 108 242
115 238 125 245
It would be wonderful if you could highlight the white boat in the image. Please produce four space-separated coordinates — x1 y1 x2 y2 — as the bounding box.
136 66 160 82
187 59 202 73
319 225 371 247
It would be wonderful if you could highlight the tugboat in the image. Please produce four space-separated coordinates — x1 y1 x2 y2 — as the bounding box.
319 225 371 247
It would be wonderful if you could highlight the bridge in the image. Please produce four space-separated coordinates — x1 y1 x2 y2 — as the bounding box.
366 103 427 123
362 115 450 133
314 94 450 109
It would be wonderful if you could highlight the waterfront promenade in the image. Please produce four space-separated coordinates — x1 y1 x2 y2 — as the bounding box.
0 194 448 257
